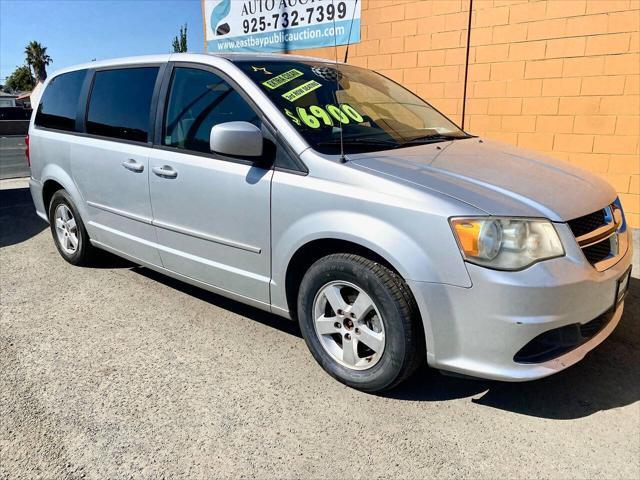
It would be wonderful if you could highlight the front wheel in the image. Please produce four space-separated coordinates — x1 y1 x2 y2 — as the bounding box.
297 254 424 392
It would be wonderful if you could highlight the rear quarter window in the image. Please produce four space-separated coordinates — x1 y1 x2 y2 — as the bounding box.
35 70 87 131
86 67 159 143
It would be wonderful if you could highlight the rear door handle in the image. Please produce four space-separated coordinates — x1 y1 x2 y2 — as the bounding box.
122 158 144 173
152 165 178 178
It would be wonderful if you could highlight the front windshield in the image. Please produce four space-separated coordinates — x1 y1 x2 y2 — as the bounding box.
236 60 469 155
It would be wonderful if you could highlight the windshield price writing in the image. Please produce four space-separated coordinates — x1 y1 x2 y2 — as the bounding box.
285 103 364 128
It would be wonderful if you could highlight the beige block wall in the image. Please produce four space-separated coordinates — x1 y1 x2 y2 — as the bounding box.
295 0 640 227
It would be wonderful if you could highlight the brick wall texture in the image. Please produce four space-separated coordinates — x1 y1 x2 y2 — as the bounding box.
295 0 640 227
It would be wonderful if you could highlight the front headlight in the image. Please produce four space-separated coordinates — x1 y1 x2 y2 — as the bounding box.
450 217 564 270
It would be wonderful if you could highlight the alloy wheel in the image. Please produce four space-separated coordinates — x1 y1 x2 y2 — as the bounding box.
54 204 79 255
312 281 386 370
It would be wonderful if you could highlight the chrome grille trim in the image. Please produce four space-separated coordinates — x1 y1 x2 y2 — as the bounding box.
575 222 617 247
567 201 628 272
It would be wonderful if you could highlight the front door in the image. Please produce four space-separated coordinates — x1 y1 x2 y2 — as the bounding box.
148 65 272 304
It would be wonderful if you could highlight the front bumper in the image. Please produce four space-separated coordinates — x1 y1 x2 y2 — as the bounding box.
408 223 633 381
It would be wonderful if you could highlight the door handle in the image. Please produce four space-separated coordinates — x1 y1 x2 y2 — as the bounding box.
152 165 178 178
122 158 144 173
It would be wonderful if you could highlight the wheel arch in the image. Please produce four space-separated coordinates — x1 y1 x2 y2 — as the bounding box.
284 237 405 321
42 179 64 215
39 164 88 220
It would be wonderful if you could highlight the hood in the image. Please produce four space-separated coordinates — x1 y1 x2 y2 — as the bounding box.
347 138 616 221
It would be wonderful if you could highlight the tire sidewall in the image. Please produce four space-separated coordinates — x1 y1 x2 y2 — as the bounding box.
48 190 88 265
298 256 409 392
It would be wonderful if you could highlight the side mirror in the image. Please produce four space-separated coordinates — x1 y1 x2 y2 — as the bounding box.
210 121 263 158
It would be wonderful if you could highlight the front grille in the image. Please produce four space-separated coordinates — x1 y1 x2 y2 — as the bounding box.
568 209 606 238
567 205 620 270
514 310 614 364
582 239 612 264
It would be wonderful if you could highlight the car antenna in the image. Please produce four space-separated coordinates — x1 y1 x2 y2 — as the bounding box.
331 0 347 163
343 0 359 63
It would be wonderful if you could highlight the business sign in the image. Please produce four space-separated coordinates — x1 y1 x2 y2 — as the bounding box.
202 0 361 53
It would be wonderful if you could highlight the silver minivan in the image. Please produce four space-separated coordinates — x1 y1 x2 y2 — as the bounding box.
28 53 633 392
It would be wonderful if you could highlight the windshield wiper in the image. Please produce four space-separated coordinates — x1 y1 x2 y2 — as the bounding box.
316 137 401 148
401 133 471 145
316 133 471 152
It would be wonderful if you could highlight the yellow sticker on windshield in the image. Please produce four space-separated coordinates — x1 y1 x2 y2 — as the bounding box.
282 80 322 102
262 69 303 90
284 103 365 129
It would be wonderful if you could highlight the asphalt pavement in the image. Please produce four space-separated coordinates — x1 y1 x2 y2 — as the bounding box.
1 183 639 479
0 136 29 180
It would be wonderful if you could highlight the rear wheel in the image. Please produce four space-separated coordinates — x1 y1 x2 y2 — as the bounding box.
48 190 97 266
298 253 424 392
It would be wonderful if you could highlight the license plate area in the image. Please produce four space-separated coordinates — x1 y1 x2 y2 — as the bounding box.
615 266 632 307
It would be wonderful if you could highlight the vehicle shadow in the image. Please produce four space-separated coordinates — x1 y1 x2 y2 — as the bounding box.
0 186 135 269
387 277 640 419
132 267 303 338
0 187 47 248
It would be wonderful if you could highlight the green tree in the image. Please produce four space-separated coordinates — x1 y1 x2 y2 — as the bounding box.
25 41 52 83
4 65 35 92
172 24 188 53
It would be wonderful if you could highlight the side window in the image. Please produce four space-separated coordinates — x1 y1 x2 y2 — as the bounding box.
163 67 260 154
35 70 87 131
86 67 159 143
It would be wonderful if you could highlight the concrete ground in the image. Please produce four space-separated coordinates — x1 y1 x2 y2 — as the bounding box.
0 136 30 180
1 181 639 479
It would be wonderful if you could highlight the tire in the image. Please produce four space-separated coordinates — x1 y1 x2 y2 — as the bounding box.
48 190 97 266
298 253 424 392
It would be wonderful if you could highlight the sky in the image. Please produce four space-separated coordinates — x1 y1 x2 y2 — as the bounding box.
0 0 205 82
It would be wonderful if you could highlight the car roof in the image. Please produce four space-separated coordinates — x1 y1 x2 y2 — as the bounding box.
48 52 342 78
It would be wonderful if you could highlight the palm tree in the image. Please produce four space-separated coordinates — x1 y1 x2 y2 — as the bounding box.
25 41 52 83
172 24 188 52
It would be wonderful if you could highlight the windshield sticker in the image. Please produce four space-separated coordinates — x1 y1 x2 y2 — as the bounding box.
309 105 333 126
262 69 303 90
251 66 272 75
286 103 365 129
341 104 364 122
326 104 349 124
296 107 321 128
284 108 301 126
282 80 322 102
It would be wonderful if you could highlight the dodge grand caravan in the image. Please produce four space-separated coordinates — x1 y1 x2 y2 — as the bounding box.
28 53 633 392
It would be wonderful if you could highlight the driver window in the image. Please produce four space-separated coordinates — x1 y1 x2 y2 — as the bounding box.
163 67 261 154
